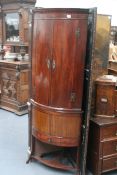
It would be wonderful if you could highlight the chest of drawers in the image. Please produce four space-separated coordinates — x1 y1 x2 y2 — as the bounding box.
87 117 117 175
94 75 117 118
0 60 29 115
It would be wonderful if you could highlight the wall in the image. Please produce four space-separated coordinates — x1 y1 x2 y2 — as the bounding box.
35 0 117 26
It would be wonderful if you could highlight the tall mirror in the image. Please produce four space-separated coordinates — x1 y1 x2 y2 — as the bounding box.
5 13 19 42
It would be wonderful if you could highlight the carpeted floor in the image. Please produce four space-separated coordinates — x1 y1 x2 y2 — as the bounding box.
0 108 117 175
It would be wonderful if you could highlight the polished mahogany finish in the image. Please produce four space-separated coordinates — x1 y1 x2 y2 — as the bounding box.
31 9 88 147
32 102 82 147
28 8 96 174
87 117 117 175
32 11 88 109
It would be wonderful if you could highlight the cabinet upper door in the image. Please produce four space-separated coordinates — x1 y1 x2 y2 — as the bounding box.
32 19 53 105
50 19 88 109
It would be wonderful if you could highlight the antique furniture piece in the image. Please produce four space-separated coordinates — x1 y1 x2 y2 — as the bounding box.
94 75 117 118
0 0 36 59
92 14 111 79
87 117 117 175
0 0 36 46
0 60 29 115
110 26 117 45
27 8 96 174
0 0 36 113
108 60 117 76
91 14 111 115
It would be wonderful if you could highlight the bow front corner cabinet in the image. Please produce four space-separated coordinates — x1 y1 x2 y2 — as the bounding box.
27 8 96 174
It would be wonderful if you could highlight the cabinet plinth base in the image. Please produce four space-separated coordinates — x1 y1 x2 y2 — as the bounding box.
31 150 78 171
0 101 28 115
27 137 79 172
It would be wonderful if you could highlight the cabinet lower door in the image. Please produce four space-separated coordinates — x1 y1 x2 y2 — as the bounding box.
32 105 82 147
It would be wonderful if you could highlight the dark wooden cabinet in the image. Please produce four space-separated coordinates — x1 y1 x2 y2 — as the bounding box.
94 75 117 118
87 118 117 175
31 8 89 145
27 8 96 174
0 1 36 114
32 11 88 109
0 60 29 115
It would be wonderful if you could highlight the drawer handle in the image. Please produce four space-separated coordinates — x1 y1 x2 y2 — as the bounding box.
70 92 76 103
52 59 56 70
47 59 51 69
100 98 108 103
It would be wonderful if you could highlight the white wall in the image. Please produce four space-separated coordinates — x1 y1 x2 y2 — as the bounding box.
35 0 117 26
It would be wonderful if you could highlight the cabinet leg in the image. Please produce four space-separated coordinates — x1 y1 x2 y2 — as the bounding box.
26 147 32 163
26 135 35 164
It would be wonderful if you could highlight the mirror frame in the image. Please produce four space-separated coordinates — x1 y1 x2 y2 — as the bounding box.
3 11 21 45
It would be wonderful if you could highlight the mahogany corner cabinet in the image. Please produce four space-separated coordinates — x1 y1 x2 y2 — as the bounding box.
27 8 96 174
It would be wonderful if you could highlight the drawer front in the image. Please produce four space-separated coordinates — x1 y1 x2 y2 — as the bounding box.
95 84 115 117
102 125 117 140
102 156 117 172
103 140 117 157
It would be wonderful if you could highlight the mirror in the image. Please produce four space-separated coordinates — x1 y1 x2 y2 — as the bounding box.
5 13 19 42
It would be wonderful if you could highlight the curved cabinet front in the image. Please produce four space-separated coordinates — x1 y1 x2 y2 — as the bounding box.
29 8 93 171
32 102 82 147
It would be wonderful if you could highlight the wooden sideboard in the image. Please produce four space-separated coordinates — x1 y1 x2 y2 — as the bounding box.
87 117 117 175
94 75 117 118
0 60 29 115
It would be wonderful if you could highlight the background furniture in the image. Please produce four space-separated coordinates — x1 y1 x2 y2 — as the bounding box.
27 8 96 174
110 26 117 45
87 117 117 175
93 14 111 77
91 14 111 115
94 75 117 118
0 0 36 114
0 0 36 47
108 61 117 76
0 60 29 115
87 74 117 174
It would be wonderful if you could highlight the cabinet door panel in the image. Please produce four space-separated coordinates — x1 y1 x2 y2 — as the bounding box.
51 19 88 108
32 20 53 105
